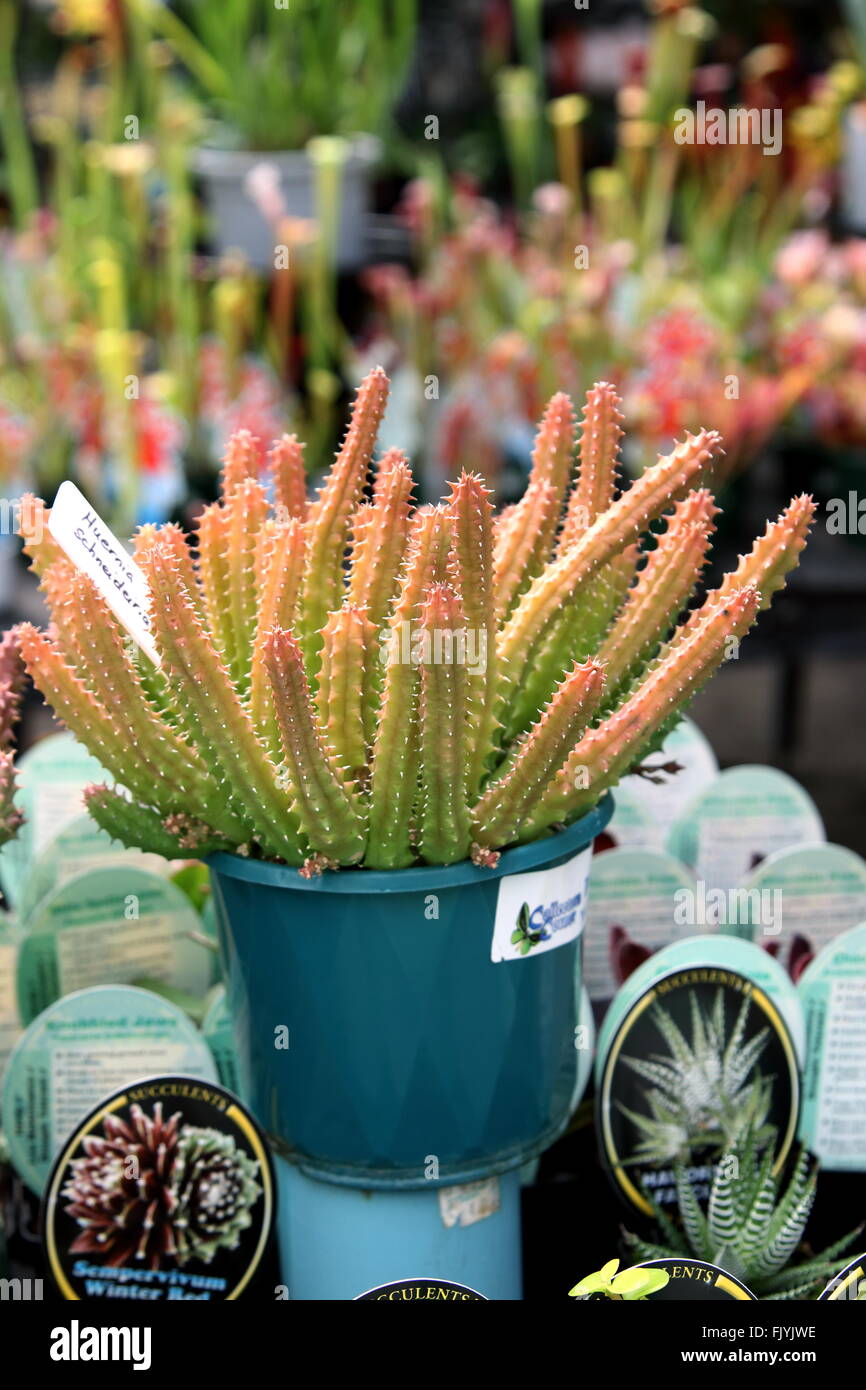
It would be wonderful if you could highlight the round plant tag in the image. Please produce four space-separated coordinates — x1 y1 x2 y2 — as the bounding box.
594 932 806 1085
43 1074 274 1301
818 1253 866 1300
17 865 214 1024
606 718 718 851
0 732 105 909
667 765 824 895
798 923 866 1169
0 915 23 1096
738 843 866 966
17 814 170 922
628 1257 756 1300
1 984 217 1194
583 848 697 1006
355 1278 488 1301
597 963 801 1216
595 790 659 852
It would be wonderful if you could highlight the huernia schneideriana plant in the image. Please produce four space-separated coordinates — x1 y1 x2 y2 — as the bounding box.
12 369 814 874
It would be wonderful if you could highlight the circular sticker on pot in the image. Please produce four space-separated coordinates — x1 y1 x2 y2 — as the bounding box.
1 985 218 1195
17 866 214 1024
798 923 866 1169
43 1074 274 1301
0 732 106 909
584 849 697 1005
16 814 170 922
594 932 806 1085
739 844 866 967
597 964 800 1216
606 718 718 851
355 1277 488 1301
818 1253 866 1300
629 1258 756 1300
667 765 824 896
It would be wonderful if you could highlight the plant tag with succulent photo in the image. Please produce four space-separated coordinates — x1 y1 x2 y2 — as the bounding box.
594 933 807 1087
43 1074 275 1301
491 845 592 962
355 1278 488 1301
626 1258 756 1300
597 963 801 1216
49 481 159 666
798 923 866 1170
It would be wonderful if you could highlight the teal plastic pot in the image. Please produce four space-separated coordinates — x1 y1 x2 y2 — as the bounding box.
209 797 612 1189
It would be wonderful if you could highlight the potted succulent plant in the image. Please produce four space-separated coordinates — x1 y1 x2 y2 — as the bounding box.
12 369 812 1293
131 0 416 270
624 1119 862 1300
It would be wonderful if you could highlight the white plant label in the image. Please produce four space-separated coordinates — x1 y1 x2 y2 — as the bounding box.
491 845 592 963
48 481 159 666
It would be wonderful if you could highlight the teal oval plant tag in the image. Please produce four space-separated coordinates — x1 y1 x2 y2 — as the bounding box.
597 961 801 1216
0 732 105 909
17 866 215 1025
798 922 866 1169
0 915 23 1098
1 984 217 1194
597 790 658 851
584 848 698 1006
668 765 825 895
17 814 171 922
605 718 718 851
739 844 866 965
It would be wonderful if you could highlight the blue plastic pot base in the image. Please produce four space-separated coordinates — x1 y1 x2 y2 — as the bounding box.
277 1158 522 1300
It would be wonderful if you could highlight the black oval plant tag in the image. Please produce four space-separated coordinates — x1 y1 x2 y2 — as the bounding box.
355 1277 488 1301
631 1258 756 1301
43 1075 275 1301
818 1254 866 1300
597 965 800 1216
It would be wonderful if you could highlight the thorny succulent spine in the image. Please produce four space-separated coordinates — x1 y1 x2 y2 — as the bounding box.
14 368 814 871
